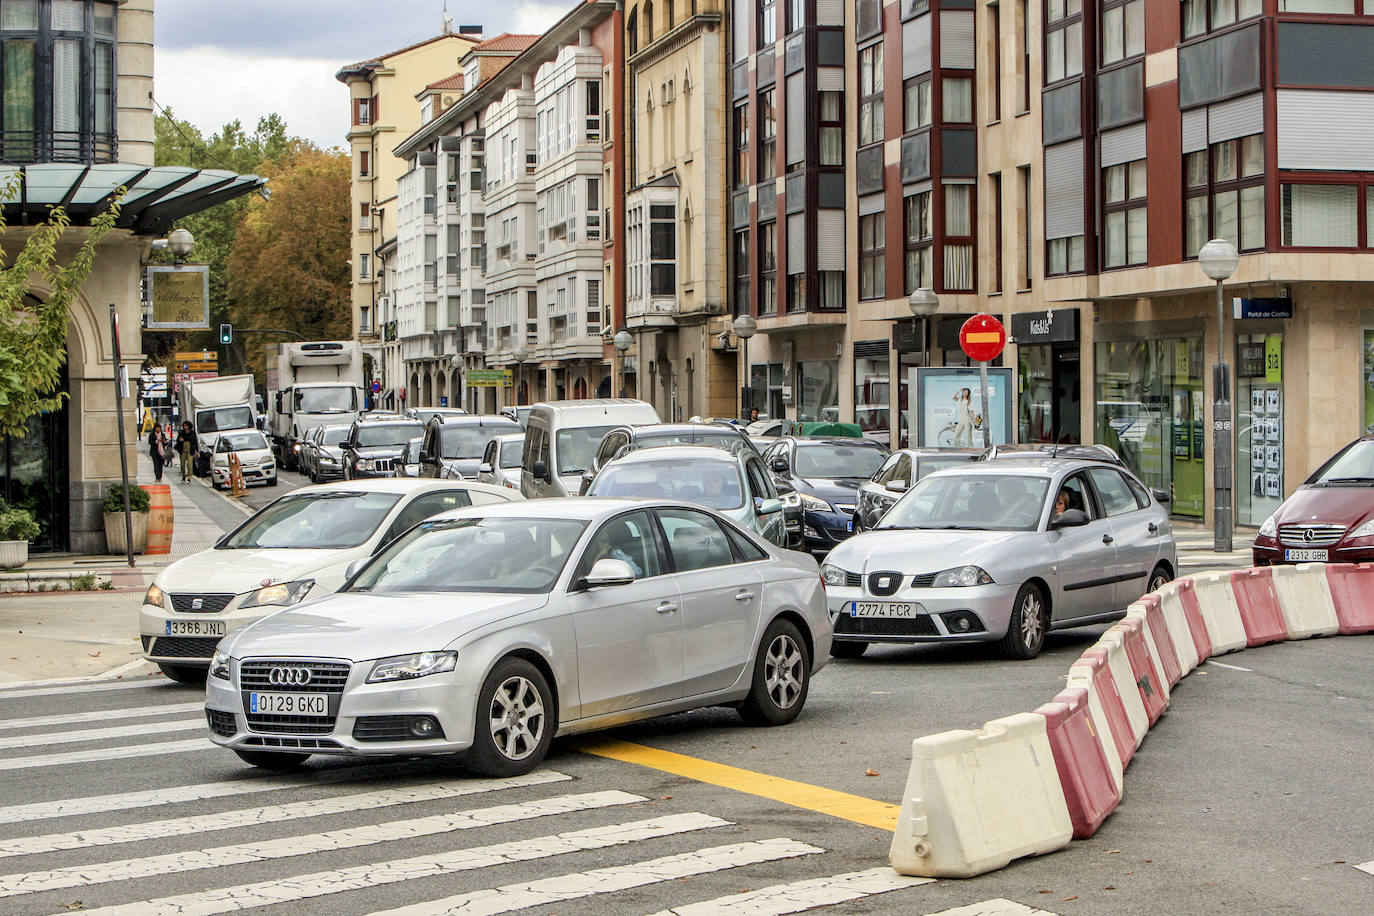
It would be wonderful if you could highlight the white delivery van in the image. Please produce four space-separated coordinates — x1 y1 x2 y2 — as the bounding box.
521 399 660 498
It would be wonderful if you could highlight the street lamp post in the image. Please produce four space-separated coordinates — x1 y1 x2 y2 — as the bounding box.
1198 238 1239 553
613 330 633 398
512 345 529 406
733 314 757 419
908 288 940 447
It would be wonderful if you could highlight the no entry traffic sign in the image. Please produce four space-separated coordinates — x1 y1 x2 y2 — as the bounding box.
960 314 1007 363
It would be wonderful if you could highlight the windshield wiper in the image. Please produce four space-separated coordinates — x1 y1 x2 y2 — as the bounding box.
1320 476 1374 484
876 524 930 530
930 524 988 530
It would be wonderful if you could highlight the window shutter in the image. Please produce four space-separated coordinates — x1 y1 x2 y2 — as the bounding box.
787 212 806 274
1100 123 1146 168
903 15 932 79
1181 108 1207 153
939 12 975 70
1043 140 1085 240
1277 90 1374 170
817 210 845 270
858 192 886 216
786 73 805 164
1207 91 1263 144
816 67 844 91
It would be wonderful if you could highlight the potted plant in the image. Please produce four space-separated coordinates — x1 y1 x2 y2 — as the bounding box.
0 506 39 569
101 483 151 555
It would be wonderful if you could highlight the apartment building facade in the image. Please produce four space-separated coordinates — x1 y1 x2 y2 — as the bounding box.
718 0 1374 529
391 4 624 413
622 0 736 421
336 27 481 407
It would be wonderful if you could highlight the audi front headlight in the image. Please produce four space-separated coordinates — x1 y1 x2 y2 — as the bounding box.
820 564 848 588
798 493 833 512
240 579 314 609
1258 514 1278 538
932 565 994 588
143 583 166 608
1348 518 1374 538
367 650 459 683
209 647 232 680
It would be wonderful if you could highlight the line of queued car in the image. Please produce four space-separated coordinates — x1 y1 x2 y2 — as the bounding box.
145 396 1192 778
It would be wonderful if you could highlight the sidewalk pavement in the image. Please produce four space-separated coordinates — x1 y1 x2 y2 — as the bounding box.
0 463 1256 684
0 450 249 684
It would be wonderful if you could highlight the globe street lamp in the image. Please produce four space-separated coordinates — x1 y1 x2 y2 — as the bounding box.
733 314 757 419
167 228 195 263
1198 238 1239 553
908 288 940 446
613 329 633 398
512 345 529 406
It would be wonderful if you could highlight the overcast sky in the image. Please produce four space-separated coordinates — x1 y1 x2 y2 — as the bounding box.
154 1 568 150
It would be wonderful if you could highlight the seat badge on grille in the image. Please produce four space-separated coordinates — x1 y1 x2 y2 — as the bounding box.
190 597 203 610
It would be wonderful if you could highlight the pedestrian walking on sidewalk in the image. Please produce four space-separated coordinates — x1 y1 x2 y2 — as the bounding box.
147 425 171 482
174 421 198 482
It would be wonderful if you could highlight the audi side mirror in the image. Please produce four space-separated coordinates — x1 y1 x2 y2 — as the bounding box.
478 462 493 474
582 558 635 589
755 497 783 515
343 558 367 582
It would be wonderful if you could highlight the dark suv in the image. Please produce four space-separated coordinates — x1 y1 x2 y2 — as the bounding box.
339 417 424 479
578 422 759 494
762 436 890 555
417 414 522 480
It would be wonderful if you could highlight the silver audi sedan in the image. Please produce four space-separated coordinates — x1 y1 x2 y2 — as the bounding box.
821 457 1177 660
205 498 830 775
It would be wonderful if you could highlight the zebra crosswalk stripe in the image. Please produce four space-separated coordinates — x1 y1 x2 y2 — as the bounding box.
1355 860 1374 876
0 760 493 825
645 867 935 915
0 701 204 730
0 737 212 771
0 771 571 859
367 838 824 916
66 812 731 916
920 900 1059 916
0 718 205 749
0 679 175 700
1 790 644 898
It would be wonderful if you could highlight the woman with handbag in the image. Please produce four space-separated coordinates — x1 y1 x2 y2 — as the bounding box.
147 426 168 482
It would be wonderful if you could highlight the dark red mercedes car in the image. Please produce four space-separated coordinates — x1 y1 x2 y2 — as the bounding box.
1252 436 1374 565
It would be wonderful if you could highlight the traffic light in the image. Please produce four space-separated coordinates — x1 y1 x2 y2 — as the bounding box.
219 323 232 344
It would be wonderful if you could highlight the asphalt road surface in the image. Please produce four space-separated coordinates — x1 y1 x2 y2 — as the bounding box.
1 625 1368 914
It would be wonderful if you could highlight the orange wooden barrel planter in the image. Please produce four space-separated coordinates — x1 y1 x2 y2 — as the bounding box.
145 484 173 555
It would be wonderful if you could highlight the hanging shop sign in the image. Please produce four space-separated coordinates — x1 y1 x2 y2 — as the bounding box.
146 265 210 329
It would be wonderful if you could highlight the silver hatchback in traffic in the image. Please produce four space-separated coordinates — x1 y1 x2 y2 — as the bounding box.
206 499 830 775
821 457 1176 660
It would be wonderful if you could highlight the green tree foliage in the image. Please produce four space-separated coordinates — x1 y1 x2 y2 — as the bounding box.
150 111 348 384
227 149 352 379
0 179 122 436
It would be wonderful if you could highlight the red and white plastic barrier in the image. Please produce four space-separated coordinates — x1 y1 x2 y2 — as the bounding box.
889 561 1369 880
1128 597 1183 689
1189 571 1248 654
1033 686 1121 839
1228 567 1288 647
1324 563 1374 634
1269 564 1338 638
888 712 1071 878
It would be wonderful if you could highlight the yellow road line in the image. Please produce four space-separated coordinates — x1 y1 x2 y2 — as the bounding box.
572 737 899 832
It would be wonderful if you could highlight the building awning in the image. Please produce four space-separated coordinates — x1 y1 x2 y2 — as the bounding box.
0 163 268 235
